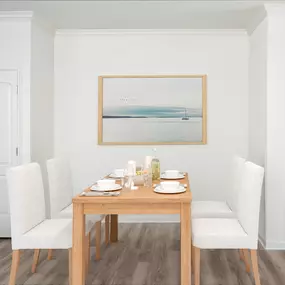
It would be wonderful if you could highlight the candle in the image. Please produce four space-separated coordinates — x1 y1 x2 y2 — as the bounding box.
144 156 153 169
127 160 136 176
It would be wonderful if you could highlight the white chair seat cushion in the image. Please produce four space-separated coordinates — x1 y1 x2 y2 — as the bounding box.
58 204 105 233
191 201 235 219
192 219 250 249
16 219 72 250
58 203 73 218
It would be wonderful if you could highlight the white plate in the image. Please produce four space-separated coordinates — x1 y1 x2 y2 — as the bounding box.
161 173 185 180
90 184 122 192
154 185 186 194
108 173 124 179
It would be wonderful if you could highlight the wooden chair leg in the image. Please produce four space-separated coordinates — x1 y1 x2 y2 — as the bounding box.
85 233 90 275
9 250 20 285
194 247 201 285
242 249 251 273
250 249 261 285
88 232 91 262
83 242 86 283
31 249 40 273
191 244 195 274
47 249 53 260
95 221 101 260
68 249 72 285
239 249 244 261
105 215 110 245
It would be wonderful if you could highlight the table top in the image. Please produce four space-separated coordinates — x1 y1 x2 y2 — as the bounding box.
73 173 192 204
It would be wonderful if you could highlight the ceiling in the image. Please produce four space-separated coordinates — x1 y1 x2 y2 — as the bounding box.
0 1 281 31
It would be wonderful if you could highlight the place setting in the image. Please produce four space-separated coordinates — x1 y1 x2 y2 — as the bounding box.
153 181 187 194
90 179 122 191
82 162 137 197
161 170 185 180
80 178 122 197
107 168 125 179
153 168 187 194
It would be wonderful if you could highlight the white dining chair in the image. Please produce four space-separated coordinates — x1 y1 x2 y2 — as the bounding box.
191 156 249 268
191 156 245 219
46 157 109 262
192 161 264 285
7 163 73 285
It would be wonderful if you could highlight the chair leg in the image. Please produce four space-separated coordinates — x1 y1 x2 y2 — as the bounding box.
68 248 72 285
31 249 40 273
47 249 53 260
85 233 90 275
105 215 110 245
239 249 244 261
194 247 201 285
191 244 195 274
9 250 20 285
250 249 261 285
242 249 251 273
88 232 91 262
95 221 101 260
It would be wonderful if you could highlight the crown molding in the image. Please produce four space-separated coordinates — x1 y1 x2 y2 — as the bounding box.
0 11 33 20
264 3 285 16
247 5 267 35
56 29 247 36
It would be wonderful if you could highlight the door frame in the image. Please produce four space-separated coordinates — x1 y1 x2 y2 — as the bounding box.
0 69 21 236
0 69 21 165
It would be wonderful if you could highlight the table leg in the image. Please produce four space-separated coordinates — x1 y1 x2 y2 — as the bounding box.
110 214 118 243
181 203 191 285
72 203 85 285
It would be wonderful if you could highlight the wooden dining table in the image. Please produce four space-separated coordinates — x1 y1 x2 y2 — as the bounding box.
72 174 192 285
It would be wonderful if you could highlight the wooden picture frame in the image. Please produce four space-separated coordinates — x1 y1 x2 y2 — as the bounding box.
98 75 207 145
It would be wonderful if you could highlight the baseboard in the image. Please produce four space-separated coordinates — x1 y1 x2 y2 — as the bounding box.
118 214 180 223
0 214 11 238
258 235 266 249
57 29 247 36
265 240 285 250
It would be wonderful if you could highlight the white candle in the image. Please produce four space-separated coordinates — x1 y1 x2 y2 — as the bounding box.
144 156 153 169
127 160 136 175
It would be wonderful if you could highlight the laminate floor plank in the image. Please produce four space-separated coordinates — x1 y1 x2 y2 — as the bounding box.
132 262 149 285
0 224 284 285
223 249 253 285
163 250 180 285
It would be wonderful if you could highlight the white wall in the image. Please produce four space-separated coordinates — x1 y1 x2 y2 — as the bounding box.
30 17 54 216
0 13 32 236
0 13 55 232
248 4 285 249
265 5 285 249
248 18 267 244
54 30 249 221
0 15 31 164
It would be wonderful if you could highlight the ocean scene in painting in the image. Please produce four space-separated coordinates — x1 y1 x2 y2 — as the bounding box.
102 77 203 143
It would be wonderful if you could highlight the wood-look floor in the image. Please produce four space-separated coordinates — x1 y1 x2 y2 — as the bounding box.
0 224 284 285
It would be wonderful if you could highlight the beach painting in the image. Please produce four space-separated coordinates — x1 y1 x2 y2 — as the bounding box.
98 75 207 145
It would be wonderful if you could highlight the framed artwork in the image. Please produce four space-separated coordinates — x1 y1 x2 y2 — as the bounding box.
98 75 207 145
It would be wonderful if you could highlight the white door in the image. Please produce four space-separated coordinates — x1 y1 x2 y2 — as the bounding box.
0 70 19 237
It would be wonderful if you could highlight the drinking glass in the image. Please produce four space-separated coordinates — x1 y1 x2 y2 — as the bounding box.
143 167 152 187
121 168 128 187
136 164 143 176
